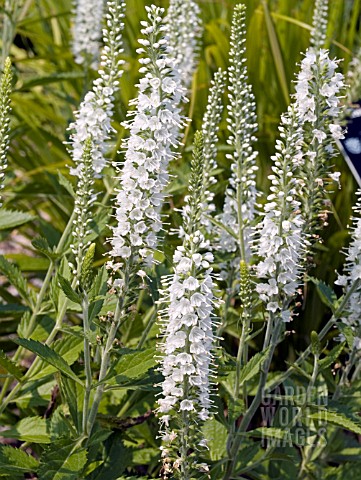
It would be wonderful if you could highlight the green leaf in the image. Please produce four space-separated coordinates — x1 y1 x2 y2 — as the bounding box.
32 237 59 261
31 334 83 380
38 440 87 480
202 418 228 461
0 208 35 230
88 266 108 322
308 410 361 435
89 432 131 480
58 172 75 198
204 214 238 240
238 347 270 386
262 0 289 105
0 445 39 474
0 255 33 306
0 349 23 380
105 348 157 386
58 275 82 305
308 276 337 312
318 342 345 371
1 416 50 443
15 338 83 385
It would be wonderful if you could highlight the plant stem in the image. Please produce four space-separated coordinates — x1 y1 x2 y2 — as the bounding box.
223 316 282 480
82 293 92 436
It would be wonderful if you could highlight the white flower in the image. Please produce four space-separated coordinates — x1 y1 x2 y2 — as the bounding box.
336 193 361 350
72 0 105 69
69 1 125 268
255 106 306 316
164 0 202 89
215 5 258 275
108 6 187 272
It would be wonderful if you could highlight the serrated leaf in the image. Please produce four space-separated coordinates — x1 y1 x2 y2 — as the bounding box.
31 334 83 380
104 348 157 386
202 418 228 461
0 255 33 306
1 416 50 443
318 342 345 371
0 445 39 474
0 349 23 380
0 208 34 230
308 276 337 312
238 347 270 386
58 275 81 304
15 338 83 385
38 440 87 480
308 410 361 435
58 172 75 197
32 237 59 260
0 303 29 317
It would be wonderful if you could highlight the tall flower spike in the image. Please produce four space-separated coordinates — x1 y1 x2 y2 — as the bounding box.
255 106 306 323
335 192 361 352
108 5 187 279
295 49 345 243
69 0 125 274
157 132 218 478
180 69 226 236
216 4 258 265
310 0 329 51
72 0 105 69
0 58 12 207
164 0 203 89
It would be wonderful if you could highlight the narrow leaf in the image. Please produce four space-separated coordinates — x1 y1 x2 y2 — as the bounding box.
15 338 83 385
0 209 34 230
58 275 82 304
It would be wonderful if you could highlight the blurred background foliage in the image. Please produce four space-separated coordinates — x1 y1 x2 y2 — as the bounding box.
0 0 360 357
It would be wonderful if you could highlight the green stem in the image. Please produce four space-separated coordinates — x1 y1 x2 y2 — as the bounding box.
137 307 157 349
223 316 282 480
86 287 127 436
82 293 92 436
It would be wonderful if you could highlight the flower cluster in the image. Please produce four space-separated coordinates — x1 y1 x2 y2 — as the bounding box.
157 132 218 477
295 48 345 240
72 0 105 69
69 0 125 272
310 0 329 51
335 193 361 351
216 4 258 265
255 107 305 322
164 0 202 89
69 0 125 178
108 6 187 275
180 69 226 236
0 58 12 207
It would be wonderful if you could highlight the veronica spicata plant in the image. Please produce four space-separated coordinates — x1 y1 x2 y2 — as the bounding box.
72 0 106 68
0 57 12 207
157 131 218 479
1 1 361 479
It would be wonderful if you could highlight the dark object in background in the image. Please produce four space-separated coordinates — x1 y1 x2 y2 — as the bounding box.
340 101 361 187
